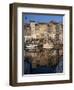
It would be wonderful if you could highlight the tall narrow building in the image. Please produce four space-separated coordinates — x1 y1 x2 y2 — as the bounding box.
30 21 36 38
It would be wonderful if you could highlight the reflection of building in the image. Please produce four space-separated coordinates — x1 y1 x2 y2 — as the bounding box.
24 21 63 68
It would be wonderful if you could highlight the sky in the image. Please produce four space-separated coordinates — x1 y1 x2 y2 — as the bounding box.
23 13 63 24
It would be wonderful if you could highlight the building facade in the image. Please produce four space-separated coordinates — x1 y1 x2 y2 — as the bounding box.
24 21 63 68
